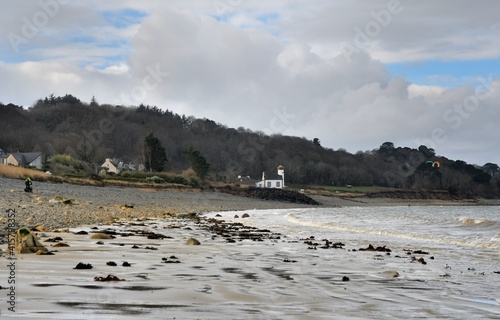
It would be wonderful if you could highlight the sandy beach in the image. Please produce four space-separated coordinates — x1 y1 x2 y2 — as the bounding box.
1 178 499 319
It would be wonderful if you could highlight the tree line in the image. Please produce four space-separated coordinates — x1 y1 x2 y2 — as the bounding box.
0 95 499 197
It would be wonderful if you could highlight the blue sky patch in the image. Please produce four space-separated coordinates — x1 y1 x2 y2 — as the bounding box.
387 59 500 88
101 8 148 29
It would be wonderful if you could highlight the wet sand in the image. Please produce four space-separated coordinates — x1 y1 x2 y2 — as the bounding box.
1 177 499 319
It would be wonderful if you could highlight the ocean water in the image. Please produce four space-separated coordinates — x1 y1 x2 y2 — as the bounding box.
245 205 500 251
208 205 500 319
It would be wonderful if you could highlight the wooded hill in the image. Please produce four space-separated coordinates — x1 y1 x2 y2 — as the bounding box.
1 94 499 198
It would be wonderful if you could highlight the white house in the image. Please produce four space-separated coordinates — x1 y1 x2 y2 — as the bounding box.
0 149 8 165
256 165 285 189
101 158 120 174
6 152 43 169
101 158 140 174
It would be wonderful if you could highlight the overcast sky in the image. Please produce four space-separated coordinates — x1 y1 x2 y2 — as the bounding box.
1 0 499 165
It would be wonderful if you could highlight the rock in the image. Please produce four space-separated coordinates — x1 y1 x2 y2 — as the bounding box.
382 271 400 278
122 261 131 267
106 261 117 266
15 228 48 254
50 196 74 205
53 228 70 233
234 215 239 218
74 262 93 269
358 244 391 252
94 274 125 282
413 250 429 255
342 276 350 282
242 213 250 218
417 257 427 265
146 232 168 239
35 250 54 255
90 233 113 240
34 225 46 232
215 214 222 217
53 242 70 247
186 238 201 245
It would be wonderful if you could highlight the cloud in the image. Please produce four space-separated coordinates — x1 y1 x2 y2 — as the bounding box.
0 1 499 165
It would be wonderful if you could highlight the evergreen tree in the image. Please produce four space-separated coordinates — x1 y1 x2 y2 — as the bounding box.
143 133 167 172
184 146 210 180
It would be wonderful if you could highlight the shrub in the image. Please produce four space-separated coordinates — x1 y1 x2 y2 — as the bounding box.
146 176 165 183
49 154 84 175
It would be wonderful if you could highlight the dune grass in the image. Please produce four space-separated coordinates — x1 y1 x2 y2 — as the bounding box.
0 164 195 190
0 164 52 181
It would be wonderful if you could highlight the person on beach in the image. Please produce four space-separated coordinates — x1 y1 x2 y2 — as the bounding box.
25 176 32 192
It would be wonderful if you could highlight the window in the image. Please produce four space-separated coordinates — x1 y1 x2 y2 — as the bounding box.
276 181 280 188
267 181 271 188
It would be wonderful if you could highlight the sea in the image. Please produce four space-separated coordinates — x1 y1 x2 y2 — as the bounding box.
207 205 500 319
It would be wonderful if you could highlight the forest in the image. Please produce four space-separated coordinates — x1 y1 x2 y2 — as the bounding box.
1 94 499 197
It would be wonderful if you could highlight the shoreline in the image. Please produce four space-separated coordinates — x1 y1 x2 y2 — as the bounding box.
1 177 499 234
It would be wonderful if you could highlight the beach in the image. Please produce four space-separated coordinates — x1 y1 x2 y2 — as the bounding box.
1 178 499 319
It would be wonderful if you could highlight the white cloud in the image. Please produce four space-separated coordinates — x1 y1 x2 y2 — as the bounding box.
0 1 500 165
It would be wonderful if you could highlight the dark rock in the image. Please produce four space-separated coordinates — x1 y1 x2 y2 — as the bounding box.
106 261 117 266
75 230 88 235
74 262 93 269
358 244 391 252
413 250 429 255
242 213 250 218
228 187 321 205
122 261 131 267
146 232 168 240
94 274 124 281
342 276 350 282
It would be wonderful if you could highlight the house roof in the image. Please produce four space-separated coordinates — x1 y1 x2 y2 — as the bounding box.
9 152 42 165
263 171 283 180
0 149 7 158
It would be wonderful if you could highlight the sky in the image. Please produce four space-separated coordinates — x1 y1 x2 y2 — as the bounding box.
1 0 499 166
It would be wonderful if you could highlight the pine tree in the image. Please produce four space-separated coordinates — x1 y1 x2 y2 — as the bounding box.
143 133 167 172
184 146 210 180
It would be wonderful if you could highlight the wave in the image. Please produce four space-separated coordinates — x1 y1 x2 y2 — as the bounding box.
491 234 500 242
459 217 500 228
285 213 500 249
